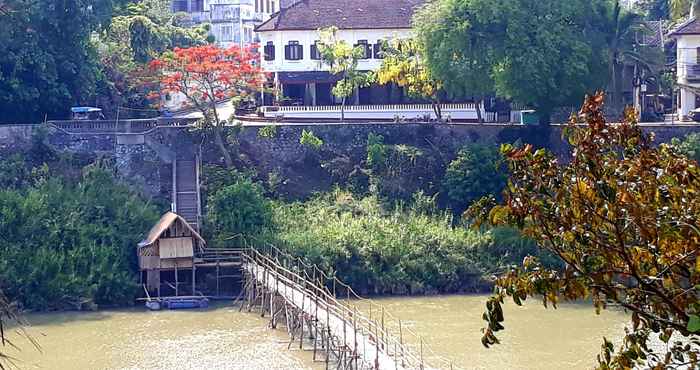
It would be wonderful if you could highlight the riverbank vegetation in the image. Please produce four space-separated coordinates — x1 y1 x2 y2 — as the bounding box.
0 148 159 311
254 190 554 296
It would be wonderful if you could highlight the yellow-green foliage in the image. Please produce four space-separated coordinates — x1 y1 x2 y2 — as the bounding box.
259 190 541 295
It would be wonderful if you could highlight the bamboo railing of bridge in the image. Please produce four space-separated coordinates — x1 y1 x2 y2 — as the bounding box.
239 242 462 370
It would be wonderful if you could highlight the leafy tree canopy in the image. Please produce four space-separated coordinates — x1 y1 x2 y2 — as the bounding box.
317 26 375 121
468 93 700 368
0 0 128 122
377 38 445 119
149 45 265 167
415 0 610 122
442 143 507 215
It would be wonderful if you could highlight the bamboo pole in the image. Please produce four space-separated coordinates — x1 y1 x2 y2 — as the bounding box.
375 320 379 370
420 337 424 370
353 306 358 370
399 319 404 367
300 280 305 350
175 262 179 296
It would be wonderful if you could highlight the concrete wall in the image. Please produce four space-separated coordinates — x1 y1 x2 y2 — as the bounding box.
5 122 700 200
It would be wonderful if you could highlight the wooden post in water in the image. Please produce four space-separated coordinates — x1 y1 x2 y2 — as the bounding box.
216 256 220 297
420 337 424 370
175 261 179 296
381 307 385 350
399 319 404 367
191 265 196 296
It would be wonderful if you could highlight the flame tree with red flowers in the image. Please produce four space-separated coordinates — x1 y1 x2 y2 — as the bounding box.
149 44 266 168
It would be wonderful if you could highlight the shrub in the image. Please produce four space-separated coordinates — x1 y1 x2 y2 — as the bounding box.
672 132 700 162
0 163 160 310
442 143 507 214
258 190 533 295
258 124 279 139
365 134 437 201
300 129 323 150
206 178 272 246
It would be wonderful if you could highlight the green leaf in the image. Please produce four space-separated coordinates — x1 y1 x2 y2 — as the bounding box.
687 315 700 333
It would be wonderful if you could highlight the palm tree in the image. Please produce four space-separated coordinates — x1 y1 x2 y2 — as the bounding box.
0 290 37 370
601 1 664 110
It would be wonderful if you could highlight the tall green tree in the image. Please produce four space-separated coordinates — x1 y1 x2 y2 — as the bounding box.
317 26 375 122
414 0 497 122
377 38 445 120
96 0 211 115
601 1 665 110
415 0 609 124
0 0 125 123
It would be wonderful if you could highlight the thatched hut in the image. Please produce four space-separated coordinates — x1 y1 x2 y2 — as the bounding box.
138 212 205 297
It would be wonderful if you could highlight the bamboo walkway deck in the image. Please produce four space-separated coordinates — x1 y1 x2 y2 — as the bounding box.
240 246 460 370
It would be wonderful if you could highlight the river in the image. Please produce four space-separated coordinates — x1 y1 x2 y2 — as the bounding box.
7 295 628 370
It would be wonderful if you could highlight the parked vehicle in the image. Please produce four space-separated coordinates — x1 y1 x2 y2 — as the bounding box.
689 108 700 122
71 107 105 120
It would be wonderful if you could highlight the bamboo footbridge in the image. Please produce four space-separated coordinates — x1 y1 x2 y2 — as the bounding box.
238 244 462 370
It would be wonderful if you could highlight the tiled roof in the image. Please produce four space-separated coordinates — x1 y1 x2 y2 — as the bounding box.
669 17 700 36
256 0 426 32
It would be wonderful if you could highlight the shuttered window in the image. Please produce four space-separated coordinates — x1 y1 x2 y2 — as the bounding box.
373 40 386 59
310 41 321 60
285 41 303 61
354 40 372 59
264 42 275 61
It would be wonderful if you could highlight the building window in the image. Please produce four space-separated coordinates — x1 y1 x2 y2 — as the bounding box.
221 26 233 42
264 42 275 60
285 41 303 60
355 40 372 59
310 41 321 60
266 0 271 13
373 40 386 59
696 47 700 65
172 0 187 12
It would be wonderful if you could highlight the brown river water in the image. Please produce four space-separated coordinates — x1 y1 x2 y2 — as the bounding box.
7 295 628 370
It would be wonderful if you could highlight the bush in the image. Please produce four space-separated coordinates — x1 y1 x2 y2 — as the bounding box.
672 133 700 162
0 162 160 310
206 178 272 246
300 129 324 150
366 134 438 201
442 143 507 214
258 190 536 295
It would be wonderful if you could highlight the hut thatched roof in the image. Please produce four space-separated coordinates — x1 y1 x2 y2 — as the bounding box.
138 212 205 248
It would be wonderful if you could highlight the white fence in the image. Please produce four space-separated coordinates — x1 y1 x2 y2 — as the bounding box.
261 103 497 121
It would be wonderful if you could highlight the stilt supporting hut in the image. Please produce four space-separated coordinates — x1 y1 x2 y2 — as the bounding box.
137 212 206 298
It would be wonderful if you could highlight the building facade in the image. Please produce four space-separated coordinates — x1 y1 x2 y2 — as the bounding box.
255 0 426 107
174 0 299 48
670 18 700 119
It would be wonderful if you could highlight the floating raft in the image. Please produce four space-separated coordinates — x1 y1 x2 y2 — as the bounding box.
145 297 209 311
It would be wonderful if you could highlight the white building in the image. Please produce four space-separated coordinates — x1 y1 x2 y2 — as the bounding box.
255 0 426 107
670 18 700 119
174 0 299 48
